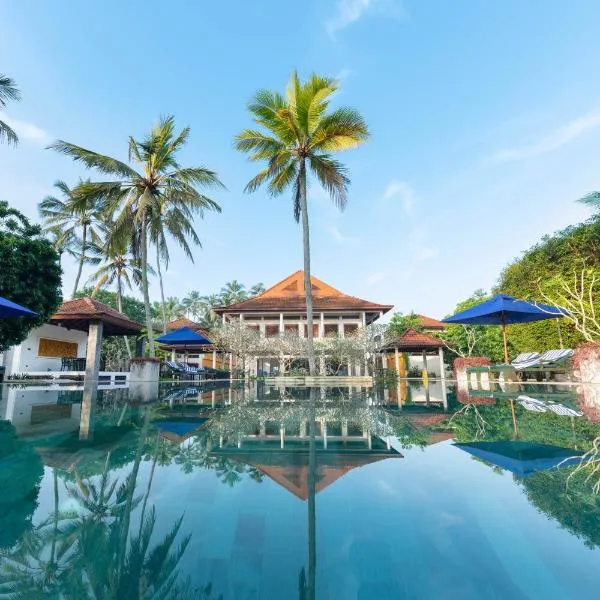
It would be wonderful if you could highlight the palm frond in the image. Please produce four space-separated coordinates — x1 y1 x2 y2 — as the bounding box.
578 191 600 210
0 74 21 105
0 119 19 146
310 107 370 152
49 140 140 178
308 154 349 211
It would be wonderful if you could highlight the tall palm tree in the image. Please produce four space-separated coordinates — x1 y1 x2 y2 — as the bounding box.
39 180 103 298
249 282 265 297
50 116 224 356
182 290 202 320
0 74 20 146
235 71 369 373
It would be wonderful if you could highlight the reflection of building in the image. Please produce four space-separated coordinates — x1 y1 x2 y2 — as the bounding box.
380 328 446 377
214 270 393 375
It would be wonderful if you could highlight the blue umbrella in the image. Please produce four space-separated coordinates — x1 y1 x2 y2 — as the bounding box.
453 441 582 477
443 294 566 362
0 296 37 318
155 326 211 345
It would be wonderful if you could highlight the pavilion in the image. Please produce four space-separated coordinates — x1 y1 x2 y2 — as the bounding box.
1 297 143 382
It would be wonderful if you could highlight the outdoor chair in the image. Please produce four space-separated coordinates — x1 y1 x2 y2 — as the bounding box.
165 361 187 379
175 362 200 379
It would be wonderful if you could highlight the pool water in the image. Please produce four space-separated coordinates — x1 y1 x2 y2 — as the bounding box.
1 380 600 599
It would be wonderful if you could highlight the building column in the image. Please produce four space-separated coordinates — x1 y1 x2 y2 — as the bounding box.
320 313 325 338
338 317 344 338
260 319 266 338
422 350 429 375
85 320 104 382
439 346 448 409
381 353 387 370
298 322 303 337
212 350 217 369
394 347 400 375
279 313 284 334
222 313 226 324
361 312 366 328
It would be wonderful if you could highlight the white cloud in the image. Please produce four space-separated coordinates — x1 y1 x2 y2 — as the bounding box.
326 0 406 38
490 110 600 163
1 114 51 146
383 179 415 214
325 224 359 245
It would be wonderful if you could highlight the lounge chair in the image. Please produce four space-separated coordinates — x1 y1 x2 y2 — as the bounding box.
518 395 583 417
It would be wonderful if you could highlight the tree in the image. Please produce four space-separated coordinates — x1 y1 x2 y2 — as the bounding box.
219 280 248 305
262 332 309 375
210 321 261 376
249 282 265 297
87 238 143 358
0 201 62 352
387 312 423 337
50 115 224 356
236 71 369 374
0 74 20 146
39 180 103 298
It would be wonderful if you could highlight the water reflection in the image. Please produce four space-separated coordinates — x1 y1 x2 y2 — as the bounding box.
1 380 600 598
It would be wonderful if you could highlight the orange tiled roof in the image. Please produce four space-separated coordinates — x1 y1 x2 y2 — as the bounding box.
50 297 143 335
166 317 211 339
213 271 393 315
418 314 446 330
382 328 445 351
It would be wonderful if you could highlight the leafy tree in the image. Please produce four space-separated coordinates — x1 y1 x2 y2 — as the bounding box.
236 71 369 374
39 180 103 298
0 74 20 146
219 280 248 305
51 115 224 356
387 312 423 337
0 201 62 352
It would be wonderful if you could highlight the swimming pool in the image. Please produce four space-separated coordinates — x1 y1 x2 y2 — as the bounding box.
1 380 599 599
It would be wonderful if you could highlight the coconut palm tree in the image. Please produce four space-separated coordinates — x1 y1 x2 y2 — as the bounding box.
86 236 143 358
579 192 600 210
0 74 20 146
235 71 369 373
50 116 224 356
219 280 248 305
39 180 103 298
249 282 265 297
182 290 203 320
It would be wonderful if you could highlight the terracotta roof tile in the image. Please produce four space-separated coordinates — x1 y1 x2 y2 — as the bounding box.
382 328 445 351
418 315 446 329
50 297 143 335
214 271 393 315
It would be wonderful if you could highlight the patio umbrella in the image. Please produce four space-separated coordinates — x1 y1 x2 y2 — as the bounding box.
442 294 565 363
453 440 582 477
0 296 37 317
155 326 211 363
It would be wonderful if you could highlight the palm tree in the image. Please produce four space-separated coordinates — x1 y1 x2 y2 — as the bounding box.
182 290 202 320
50 116 224 356
0 74 20 146
87 237 143 358
249 282 265 297
235 71 369 373
39 180 103 298
219 280 248 305
579 192 600 210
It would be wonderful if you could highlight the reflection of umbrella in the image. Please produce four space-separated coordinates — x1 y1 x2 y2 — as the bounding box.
454 440 582 477
443 294 565 363
0 296 37 317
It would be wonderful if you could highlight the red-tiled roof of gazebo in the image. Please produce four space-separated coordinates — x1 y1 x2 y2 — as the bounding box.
213 271 393 316
418 315 446 330
50 297 143 336
381 328 445 352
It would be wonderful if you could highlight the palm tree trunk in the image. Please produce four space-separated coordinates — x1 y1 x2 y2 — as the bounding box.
72 222 87 299
298 159 316 375
117 272 132 359
156 244 167 334
140 219 155 357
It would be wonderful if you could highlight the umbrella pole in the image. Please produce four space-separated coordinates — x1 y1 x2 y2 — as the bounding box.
501 317 509 364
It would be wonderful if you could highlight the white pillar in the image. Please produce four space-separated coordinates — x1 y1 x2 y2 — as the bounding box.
298 322 303 337
394 347 400 375
323 422 328 450
171 349 176 361
279 313 284 334
361 312 366 328
338 317 344 337
240 313 244 322
439 346 448 409
222 313 226 324
320 312 325 338
260 320 266 338
85 320 104 381
212 350 217 369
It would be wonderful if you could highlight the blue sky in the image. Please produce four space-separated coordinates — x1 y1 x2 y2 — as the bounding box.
2 0 599 318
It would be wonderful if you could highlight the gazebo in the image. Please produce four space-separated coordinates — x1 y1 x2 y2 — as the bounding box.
379 328 446 378
50 298 143 381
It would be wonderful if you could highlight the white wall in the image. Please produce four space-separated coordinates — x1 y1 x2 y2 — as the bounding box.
4 324 88 375
408 353 443 377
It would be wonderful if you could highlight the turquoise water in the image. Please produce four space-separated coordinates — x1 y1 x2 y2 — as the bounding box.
1 380 600 599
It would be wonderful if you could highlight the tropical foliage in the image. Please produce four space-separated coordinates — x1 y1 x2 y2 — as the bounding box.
387 312 423 337
236 70 369 374
0 73 20 146
0 201 62 352
50 115 224 355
